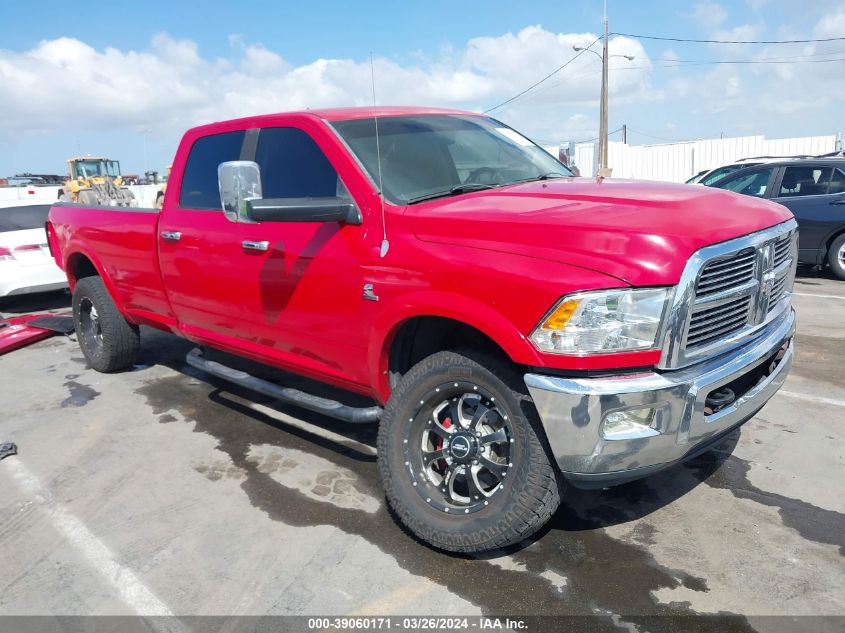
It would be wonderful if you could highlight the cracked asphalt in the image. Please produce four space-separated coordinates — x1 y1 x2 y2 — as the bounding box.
0 269 843 632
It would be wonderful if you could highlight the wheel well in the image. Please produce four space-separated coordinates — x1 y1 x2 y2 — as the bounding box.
825 229 845 258
387 316 512 388
67 253 99 285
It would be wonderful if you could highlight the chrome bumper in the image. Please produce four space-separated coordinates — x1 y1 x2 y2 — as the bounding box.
524 308 795 488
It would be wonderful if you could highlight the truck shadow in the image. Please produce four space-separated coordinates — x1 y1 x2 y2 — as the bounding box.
794 263 840 284
136 326 735 538
0 289 71 316
134 326 760 623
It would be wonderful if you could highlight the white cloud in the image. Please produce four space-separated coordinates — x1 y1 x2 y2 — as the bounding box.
0 26 653 147
691 1 728 29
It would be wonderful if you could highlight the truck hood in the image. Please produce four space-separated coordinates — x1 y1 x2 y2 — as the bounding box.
406 178 794 286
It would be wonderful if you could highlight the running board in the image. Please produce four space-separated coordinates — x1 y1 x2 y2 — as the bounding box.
185 348 382 424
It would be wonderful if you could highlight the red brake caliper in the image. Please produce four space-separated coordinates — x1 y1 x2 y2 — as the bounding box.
434 417 452 473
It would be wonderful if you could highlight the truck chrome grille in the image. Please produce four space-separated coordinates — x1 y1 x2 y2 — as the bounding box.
695 249 755 298
686 296 751 348
683 227 796 353
772 235 791 268
768 275 788 312
657 219 798 370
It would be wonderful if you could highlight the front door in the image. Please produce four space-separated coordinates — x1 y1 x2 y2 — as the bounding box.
157 129 254 340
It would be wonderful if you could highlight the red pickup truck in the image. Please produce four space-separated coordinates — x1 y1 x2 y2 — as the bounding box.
47 107 797 553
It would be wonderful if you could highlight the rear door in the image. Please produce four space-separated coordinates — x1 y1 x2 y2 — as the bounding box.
157 129 251 338
771 165 845 263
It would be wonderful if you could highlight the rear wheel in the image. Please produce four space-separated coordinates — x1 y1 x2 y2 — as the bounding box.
72 276 140 372
378 350 561 553
828 234 845 281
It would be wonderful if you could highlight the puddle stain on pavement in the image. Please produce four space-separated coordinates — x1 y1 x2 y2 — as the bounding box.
136 371 765 631
60 380 100 408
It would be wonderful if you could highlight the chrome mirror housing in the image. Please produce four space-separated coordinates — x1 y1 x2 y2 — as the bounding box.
218 161 263 222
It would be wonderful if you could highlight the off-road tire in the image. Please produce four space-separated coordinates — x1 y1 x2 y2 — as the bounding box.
72 276 140 372
828 234 845 281
378 350 561 553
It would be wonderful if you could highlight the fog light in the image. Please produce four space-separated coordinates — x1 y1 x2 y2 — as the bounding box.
602 407 659 440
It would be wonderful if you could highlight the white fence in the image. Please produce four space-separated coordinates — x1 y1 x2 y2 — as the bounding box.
570 133 842 182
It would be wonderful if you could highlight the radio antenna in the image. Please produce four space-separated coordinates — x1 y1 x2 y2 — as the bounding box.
370 52 389 258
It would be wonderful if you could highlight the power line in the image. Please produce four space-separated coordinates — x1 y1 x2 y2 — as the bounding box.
572 127 623 145
613 32 845 44
484 36 602 113
661 56 845 67
625 128 691 143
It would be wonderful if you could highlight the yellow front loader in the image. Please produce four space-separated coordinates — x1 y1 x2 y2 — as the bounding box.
58 157 137 206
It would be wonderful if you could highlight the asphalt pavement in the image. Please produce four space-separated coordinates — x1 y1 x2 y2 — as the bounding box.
0 268 843 632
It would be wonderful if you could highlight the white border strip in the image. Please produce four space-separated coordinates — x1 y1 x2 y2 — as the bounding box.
4 458 176 619
793 292 845 300
778 390 845 407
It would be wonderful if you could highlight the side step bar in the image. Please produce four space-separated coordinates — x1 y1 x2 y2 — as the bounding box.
186 348 383 424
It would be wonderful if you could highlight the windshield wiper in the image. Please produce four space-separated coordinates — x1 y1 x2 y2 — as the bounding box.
505 172 567 186
407 182 498 205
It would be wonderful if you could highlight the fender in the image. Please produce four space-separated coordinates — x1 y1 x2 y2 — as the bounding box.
367 289 544 403
820 225 845 265
62 243 133 322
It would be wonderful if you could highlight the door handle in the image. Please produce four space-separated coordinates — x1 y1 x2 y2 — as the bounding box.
242 240 269 252
160 231 182 241
830 199 845 205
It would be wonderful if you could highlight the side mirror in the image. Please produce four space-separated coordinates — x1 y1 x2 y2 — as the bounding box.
218 161 263 222
246 197 362 224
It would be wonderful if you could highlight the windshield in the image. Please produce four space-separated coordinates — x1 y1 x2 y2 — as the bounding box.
330 114 571 204
75 160 106 178
701 163 759 186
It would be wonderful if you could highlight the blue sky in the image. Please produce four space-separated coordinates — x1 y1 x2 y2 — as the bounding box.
1 0 843 176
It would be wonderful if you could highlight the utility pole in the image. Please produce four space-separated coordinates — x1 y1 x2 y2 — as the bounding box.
622 123 627 144
599 0 609 171
572 2 632 174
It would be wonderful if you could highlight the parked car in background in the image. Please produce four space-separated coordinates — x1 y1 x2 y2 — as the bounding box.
685 169 709 185
688 156 816 188
708 158 845 279
0 204 68 297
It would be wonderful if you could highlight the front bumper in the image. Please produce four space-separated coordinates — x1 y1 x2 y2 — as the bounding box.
524 308 795 488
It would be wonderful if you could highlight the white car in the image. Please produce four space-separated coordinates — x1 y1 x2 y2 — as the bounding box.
0 204 68 298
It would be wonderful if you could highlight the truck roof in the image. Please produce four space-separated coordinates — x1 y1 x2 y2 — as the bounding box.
186 106 482 136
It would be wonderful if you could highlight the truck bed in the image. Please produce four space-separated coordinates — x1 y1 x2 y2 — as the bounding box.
48 203 174 326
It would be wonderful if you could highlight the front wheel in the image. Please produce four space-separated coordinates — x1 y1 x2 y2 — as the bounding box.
72 276 140 372
828 234 845 281
378 350 561 553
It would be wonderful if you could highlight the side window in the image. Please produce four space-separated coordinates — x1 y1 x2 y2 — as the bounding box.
713 167 774 198
828 168 845 195
778 166 833 197
255 127 342 199
179 130 246 210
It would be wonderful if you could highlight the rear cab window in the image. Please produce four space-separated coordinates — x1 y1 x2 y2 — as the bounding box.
179 130 246 210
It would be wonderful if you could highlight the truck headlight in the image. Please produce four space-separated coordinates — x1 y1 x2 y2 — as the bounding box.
530 288 670 354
